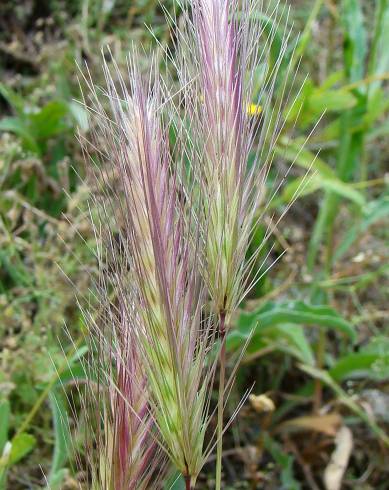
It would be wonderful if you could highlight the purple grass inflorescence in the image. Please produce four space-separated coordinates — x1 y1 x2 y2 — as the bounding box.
77 0 294 487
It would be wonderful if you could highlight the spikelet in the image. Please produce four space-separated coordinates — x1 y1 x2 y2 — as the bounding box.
75 187 162 489
75 55 167 489
74 228 161 489
173 2 294 487
80 52 215 486
177 0 292 323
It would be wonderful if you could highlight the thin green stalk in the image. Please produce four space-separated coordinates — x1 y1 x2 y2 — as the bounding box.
307 109 364 272
293 0 324 66
313 328 326 413
215 312 226 490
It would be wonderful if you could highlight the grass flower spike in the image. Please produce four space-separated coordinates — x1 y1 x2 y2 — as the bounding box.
76 174 161 487
187 0 290 322
176 0 293 486
81 53 215 488
77 240 159 489
97 301 158 490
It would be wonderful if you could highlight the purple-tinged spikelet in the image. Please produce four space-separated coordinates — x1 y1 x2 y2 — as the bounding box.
80 52 215 487
77 226 161 489
174 1 293 487
76 59 166 489
77 268 161 490
108 302 157 490
177 0 292 322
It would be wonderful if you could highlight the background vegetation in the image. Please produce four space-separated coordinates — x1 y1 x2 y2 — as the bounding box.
0 0 388 488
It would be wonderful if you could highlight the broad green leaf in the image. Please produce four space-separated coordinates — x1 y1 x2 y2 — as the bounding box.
330 353 389 382
0 401 10 453
7 433 36 466
48 390 71 482
330 336 389 381
0 117 39 154
267 324 315 365
228 301 356 351
29 101 70 141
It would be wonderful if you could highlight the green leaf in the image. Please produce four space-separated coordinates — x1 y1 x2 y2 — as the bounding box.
46 469 68 490
309 88 356 113
242 11 283 71
282 173 365 207
7 433 36 466
368 0 389 93
69 101 89 132
269 324 315 365
341 0 367 84
0 83 25 115
29 100 70 141
331 336 389 381
275 138 337 177
276 138 367 210
54 362 88 387
48 390 71 483
0 117 39 154
228 301 356 351
320 70 345 90
164 471 186 490
330 353 389 382
0 401 10 453
285 81 357 128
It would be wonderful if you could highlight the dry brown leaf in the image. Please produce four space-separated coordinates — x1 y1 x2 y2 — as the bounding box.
278 413 342 436
323 425 353 490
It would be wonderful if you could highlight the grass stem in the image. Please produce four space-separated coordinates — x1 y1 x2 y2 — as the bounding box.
185 475 192 490
215 312 226 490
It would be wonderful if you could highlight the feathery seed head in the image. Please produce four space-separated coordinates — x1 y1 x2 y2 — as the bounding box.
82 52 216 484
180 0 291 321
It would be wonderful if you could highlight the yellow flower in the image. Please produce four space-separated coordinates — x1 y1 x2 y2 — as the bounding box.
247 103 262 116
